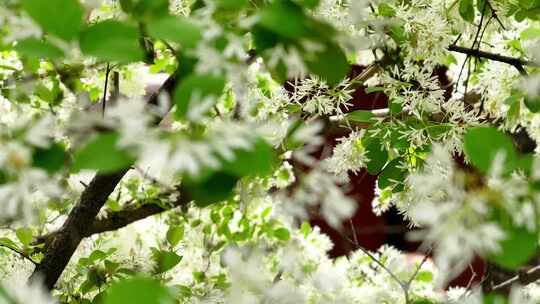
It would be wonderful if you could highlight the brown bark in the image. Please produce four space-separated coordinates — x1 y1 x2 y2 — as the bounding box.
29 66 182 290
30 170 128 290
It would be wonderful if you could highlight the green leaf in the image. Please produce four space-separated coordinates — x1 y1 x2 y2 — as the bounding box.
346 110 375 123
152 250 183 274
0 238 18 250
132 0 169 21
524 96 540 113
221 138 277 177
14 38 64 59
463 127 517 174
258 0 310 38
520 27 540 40
32 143 67 174
183 172 239 207
146 16 202 49
300 222 312 238
365 86 385 94
174 74 226 120
488 209 538 270
103 277 174 304
217 0 248 9
304 43 349 86
273 227 291 241
296 0 320 8
15 227 33 246
517 154 534 176
476 0 491 14
119 0 135 13
34 80 63 106
21 0 84 40
505 93 522 123
415 270 434 283
388 25 407 44
378 3 396 17
459 0 475 23
166 226 184 247
86 249 110 264
79 20 144 63
365 138 388 175
484 293 509 304
378 158 406 192
72 132 135 173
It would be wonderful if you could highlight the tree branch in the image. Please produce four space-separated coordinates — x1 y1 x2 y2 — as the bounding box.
447 45 538 74
30 66 183 290
0 244 38 266
30 170 128 289
35 190 191 244
489 264 540 293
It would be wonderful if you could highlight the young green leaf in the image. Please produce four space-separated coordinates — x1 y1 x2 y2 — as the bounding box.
15 227 33 246
273 227 291 241
152 250 183 274
166 226 184 247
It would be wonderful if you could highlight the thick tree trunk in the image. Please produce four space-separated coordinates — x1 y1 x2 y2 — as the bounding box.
29 66 182 290
30 170 128 290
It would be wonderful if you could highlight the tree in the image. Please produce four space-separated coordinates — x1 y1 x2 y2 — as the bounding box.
1 0 540 302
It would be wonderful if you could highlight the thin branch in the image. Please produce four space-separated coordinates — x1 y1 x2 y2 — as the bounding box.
448 45 537 74
0 244 38 266
405 248 432 288
348 221 409 302
34 186 190 244
485 0 505 30
101 63 112 117
491 264 540 292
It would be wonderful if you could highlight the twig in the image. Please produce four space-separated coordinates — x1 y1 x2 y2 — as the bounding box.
491 264 540 292
448 45 536 75
485 0 505 30
348 221 409 302
33 188 191 245
405 248 432 288
0 244 38 266
101 63 112 117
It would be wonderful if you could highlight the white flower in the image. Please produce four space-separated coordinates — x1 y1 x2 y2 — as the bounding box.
404 144 506 282
323 130 369 179
0 169 61 224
